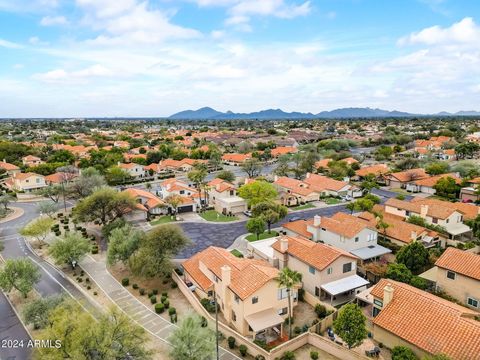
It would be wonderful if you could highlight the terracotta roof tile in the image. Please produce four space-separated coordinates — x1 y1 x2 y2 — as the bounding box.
435 247 480 281
355 164 389 177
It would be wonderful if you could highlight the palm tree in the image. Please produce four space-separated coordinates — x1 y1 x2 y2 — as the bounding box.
188 164 208 210
276 267 302 339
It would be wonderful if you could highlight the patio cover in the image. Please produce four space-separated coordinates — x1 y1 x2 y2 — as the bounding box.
321 275 369 296
349 244 391 260
245 308 284 333
446 223 471 236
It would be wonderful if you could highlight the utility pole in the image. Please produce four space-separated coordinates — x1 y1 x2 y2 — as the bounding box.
214 290 219 360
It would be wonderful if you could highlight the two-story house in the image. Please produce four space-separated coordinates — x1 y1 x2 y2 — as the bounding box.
207 178 247 215
270 236 369 306
282 213 391 263
182 247 294 341
0 159 20 176
6 172 47 192
405 173 462 195
121 188 167 221
22 155 44 167
118 162 146 179
157 178 199 213
384 198 471 240
364 279 480 359
424 247 480 311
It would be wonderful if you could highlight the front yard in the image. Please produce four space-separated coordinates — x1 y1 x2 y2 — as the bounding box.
200 210 239 222
291 203 316 211
150 215 176 225
246 230 279 242
323 197 342 205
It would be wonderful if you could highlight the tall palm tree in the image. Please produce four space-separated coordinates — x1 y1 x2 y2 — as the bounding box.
275 267 302 339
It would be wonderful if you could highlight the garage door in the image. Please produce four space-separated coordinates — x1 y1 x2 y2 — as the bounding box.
177 205 193 213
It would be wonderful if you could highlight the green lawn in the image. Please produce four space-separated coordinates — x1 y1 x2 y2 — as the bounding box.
200 210 239 222
324 197 341 205
230 249 244 258
246 231 279 242
150 215 176 225
291 203 316 211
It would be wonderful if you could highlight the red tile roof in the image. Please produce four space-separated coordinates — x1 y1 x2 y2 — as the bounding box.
435 247 480 281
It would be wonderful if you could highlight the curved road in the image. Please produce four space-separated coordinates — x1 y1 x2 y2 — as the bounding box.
177 188 403 258
0 201 97 360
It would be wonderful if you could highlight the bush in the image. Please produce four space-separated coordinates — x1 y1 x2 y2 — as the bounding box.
139 288 146 296
121 278 129 286
162 291 168 297
150 295 157 304
280 351 296 360
171 282 178 289
391 346 418 360
200 316 208 327
310 351 319 360
93 291 98 296
148 291 154 298
155 303 165 314
239 344 247 357
132 283 139 290
77 278 83 283
315 304 327 318
228 336 236 349
161 295 167 303
294 326 301 335
87 286 91 290
200 298 218 313
168 307 176 316
163 299 170 309
255 356 266 360
174 268 184 276
91 246 99 254
152 289 159 295
170 313 177 323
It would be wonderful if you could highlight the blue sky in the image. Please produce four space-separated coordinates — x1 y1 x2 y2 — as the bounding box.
0 0 479 117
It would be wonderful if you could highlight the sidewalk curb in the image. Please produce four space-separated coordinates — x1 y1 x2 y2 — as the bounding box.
0 207 24 224
2 292 34 341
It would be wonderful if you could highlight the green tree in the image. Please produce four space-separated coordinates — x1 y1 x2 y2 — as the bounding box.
391 346 419 360
216 170 235 183
35 300 152 360
252 202 288 233
165 194 183 218
333 303 367 349
107 225 143 266
360 174 379 193
48 149 75 164
23 294 64 329
396 241 430 275
386 263 412 284
276 267 302 339
73 187 136 225
241 158 262 178
274 155 291 177
454 142 480 160
352 198 374 212
433 177 460 199
346 202 357 214
49 232 91 268
37 201 57 218
374 146 394 161
188 165 208 208
129 224 190 278
0 258 41 298
0 193 14 210
169 314 215 360
238 181 278 207
105 166 132 185
246 217 266 240
20 217 55 246
66 167 106 199
425 162 449 175
36 184 62 203
101 217 126 238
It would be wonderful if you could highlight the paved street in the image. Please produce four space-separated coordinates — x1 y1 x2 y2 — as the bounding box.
0 292 32 360
80 256 240 360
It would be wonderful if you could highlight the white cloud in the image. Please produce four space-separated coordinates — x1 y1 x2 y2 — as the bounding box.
76 0 200 45
40 15 68 26
398 17 480 46
229 0 311 20
0 38 22 48
34 65 114 83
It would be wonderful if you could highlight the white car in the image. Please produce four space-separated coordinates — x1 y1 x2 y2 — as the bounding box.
243 210 253 217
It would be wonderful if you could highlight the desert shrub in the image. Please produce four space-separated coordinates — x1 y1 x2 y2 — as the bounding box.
121 278 129 286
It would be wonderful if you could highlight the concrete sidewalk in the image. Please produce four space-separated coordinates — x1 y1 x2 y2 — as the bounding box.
80 256 240 360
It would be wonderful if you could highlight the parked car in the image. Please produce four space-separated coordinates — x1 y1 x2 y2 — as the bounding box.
243 210 253 217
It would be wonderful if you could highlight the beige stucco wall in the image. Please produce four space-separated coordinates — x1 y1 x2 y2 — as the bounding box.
435 268 480 311
373 325 429 359
14 175 46 191
308 226 377 252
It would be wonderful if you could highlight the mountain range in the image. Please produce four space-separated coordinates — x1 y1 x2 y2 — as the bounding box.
169 107 480 120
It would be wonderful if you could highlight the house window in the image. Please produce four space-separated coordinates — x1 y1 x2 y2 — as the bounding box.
467 297 479 308
234 294 240 303
278 288 288 300
230 190 234 196
214 275 219 283
446 271 456 280
315 287 320 297
252 296 258 304
446 219 449 223
355 237 359 242
432 218 438 224
180 190 185 194
327 267 333 275
343 263 352 273
373 299 383 307
406 211 410 216
207 290 213 297
278 307 288 315
231 310 237 322
309 266 316 274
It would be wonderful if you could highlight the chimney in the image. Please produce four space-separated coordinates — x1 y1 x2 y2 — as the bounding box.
411 231 417 241
216 184 221 191
274 175 278 182
221 265 231 287
420 204 429 218
117 161 121 166
306 172 311 179
383 283 394 307
314 215 321 227
280 237 289 252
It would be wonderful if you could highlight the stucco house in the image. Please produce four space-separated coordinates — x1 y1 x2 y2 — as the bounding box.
5 172 46 192
0 159 20 175
421 247 480 311
207 178 247 215
363 279 480 359
118 162 146 179
182 247 295 341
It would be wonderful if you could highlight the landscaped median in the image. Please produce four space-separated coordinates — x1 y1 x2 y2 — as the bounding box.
199 210 239 222
246 230 279 242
